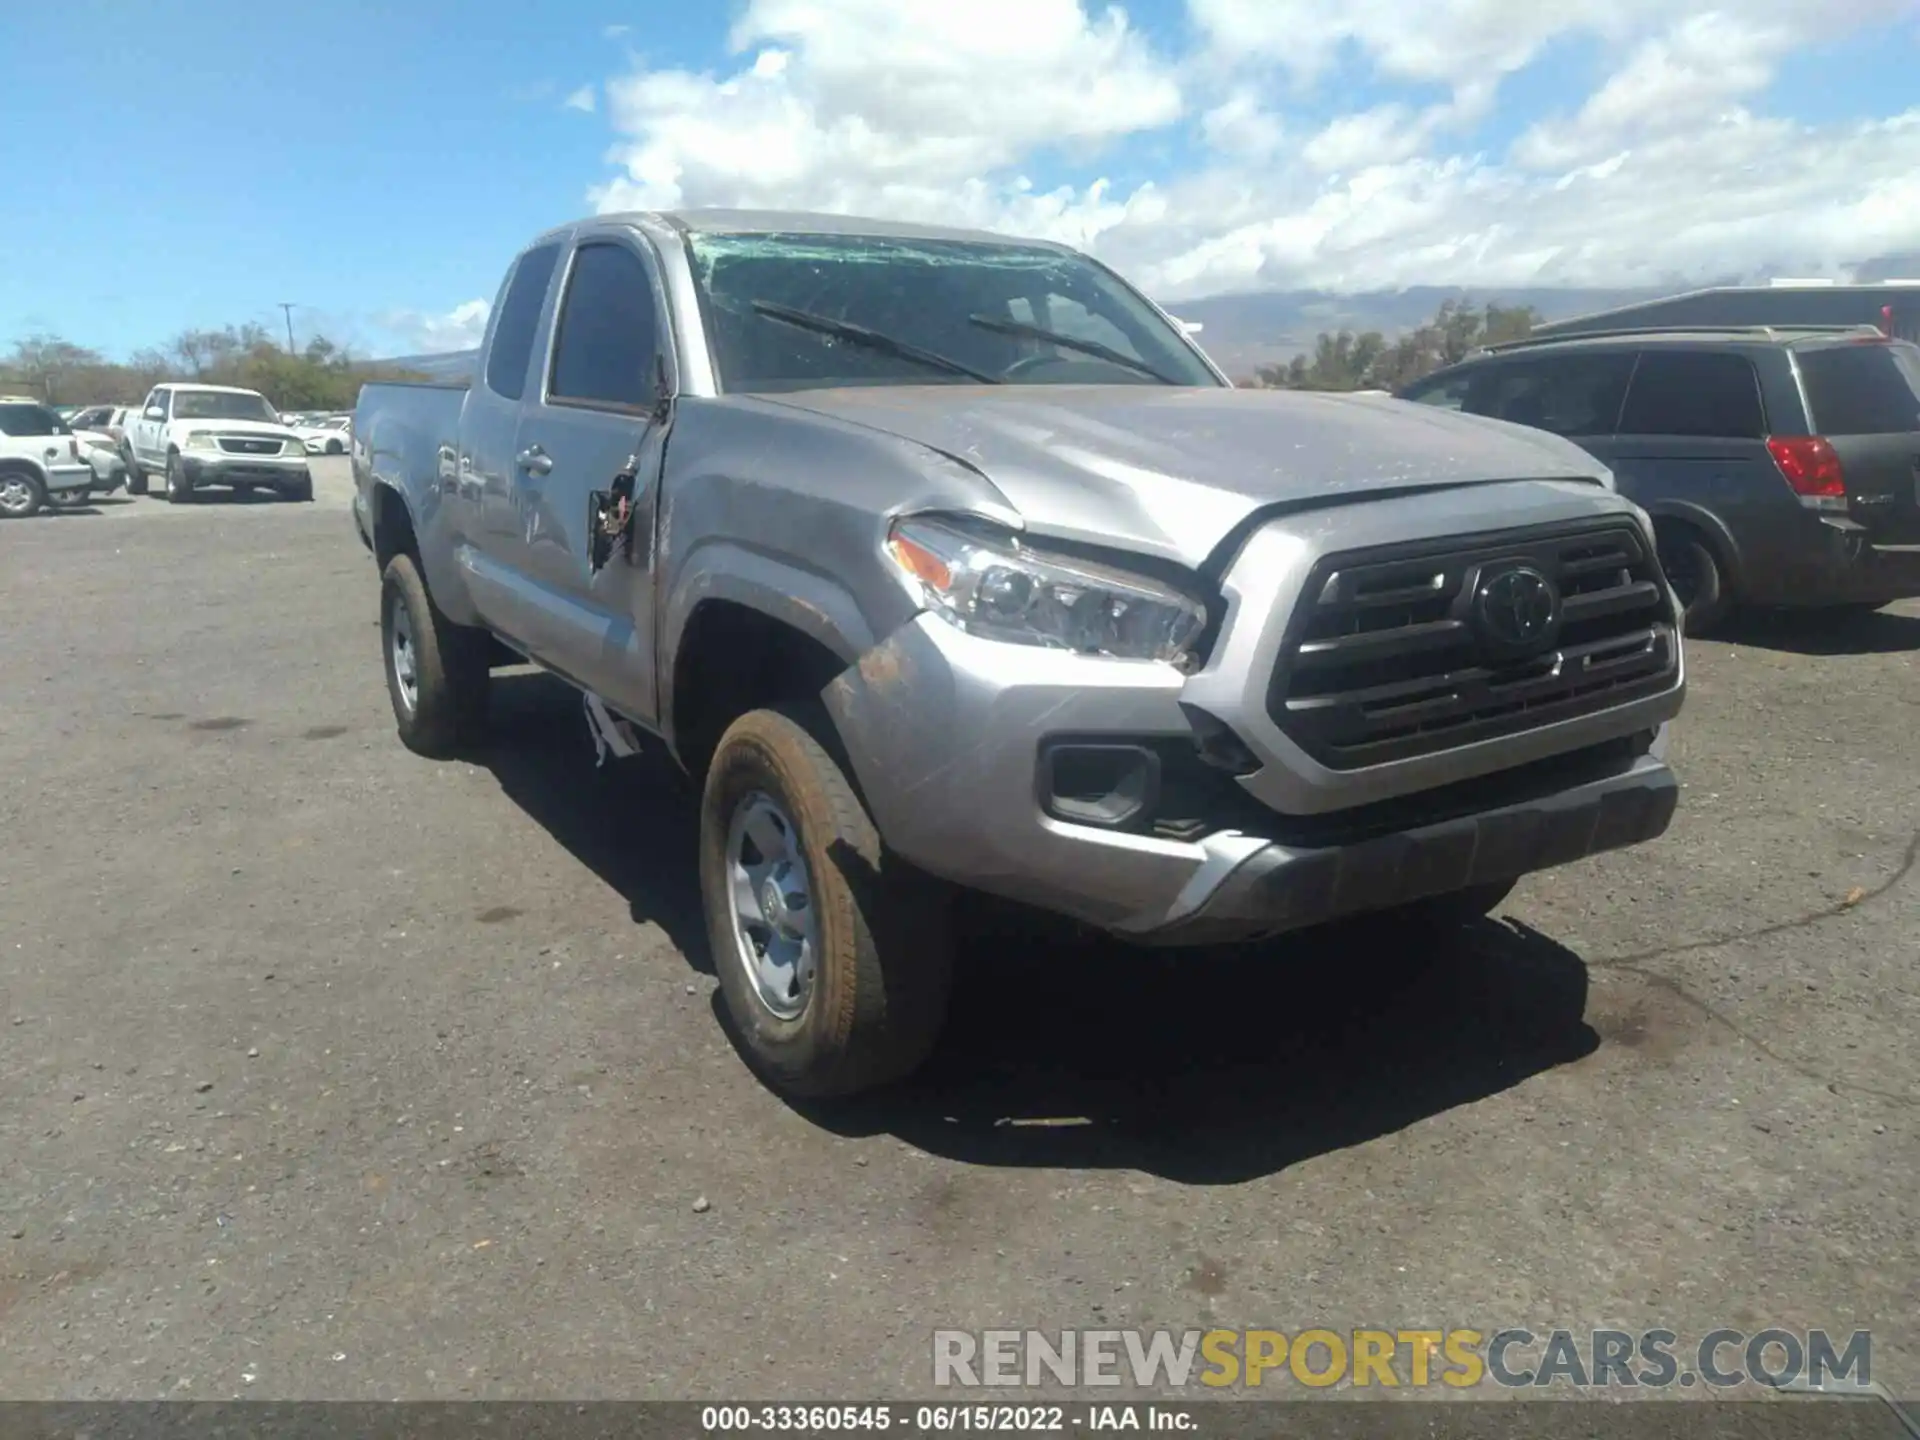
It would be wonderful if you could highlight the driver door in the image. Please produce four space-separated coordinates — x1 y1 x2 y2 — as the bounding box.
507 231 675 724
132 388 168 467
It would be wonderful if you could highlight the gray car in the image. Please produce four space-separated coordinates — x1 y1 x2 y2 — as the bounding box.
354 211 1686 1098
1398 327 1920 631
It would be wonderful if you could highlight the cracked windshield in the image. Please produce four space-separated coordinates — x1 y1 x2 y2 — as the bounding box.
2 1 1915 1434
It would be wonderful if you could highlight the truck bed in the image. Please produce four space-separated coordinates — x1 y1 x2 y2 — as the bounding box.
351 380 467 549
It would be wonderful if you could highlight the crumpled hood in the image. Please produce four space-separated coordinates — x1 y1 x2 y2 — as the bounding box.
763 384 1608 566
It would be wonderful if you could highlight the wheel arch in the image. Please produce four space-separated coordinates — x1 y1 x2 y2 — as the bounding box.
665 584 866 778
1643 500 1744 595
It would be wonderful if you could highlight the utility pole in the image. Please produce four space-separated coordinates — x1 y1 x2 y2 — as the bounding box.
278 303 297 354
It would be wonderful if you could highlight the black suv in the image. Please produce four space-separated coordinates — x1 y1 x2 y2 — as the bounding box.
1397 327 1920 632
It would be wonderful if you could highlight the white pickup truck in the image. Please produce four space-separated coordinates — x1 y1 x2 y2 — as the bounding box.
125 383 314 503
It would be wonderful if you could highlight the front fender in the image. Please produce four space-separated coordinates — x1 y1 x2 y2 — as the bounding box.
657 540 878 745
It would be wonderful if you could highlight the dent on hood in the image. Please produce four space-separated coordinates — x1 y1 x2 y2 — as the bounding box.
767 385 1614 570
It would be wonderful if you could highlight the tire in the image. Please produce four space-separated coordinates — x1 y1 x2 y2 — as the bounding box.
283 474 314 503
379 552 490 757
0 467 46 519
700 705 952 1099
326 439 344 456
125 457 148 496
1655 525 1732 635
164 453 194 505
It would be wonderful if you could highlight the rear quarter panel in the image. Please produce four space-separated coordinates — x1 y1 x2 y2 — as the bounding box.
352 382 477 622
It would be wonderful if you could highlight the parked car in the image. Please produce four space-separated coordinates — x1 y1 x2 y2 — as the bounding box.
125 383 314 502
354 210 1685 1099
105 405 139 447
70 425 127 496
1397 326 1920 632
0 396 94 517
68 404 119 431
292 414 351 454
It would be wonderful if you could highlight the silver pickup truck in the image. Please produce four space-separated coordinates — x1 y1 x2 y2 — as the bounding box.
354 210 1686 1098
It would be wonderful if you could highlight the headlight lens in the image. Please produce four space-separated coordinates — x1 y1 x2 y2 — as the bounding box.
284 437 308 455
885 516 1208 668
183 431 218 451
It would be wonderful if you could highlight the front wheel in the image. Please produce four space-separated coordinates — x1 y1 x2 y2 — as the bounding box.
0 469 46 519
700 705 952 1099
164 453 194 504
283 473 314 502
379 553 490 757
125 457 148 495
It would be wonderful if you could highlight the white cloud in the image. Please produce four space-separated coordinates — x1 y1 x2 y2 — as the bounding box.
378 299 491 354
564 84 597 113
593 0 1180 227
583 0 1920 297
1200 90 1284 161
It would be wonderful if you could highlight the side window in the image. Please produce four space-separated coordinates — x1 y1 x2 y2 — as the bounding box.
1403 371 1472 410
1795 344 1920 435
1465 353 1635 437
548 242 660 409
484 242 562 402
150 390 168 417
1618 351 1766 439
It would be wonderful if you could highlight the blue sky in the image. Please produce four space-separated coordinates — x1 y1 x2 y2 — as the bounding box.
4 0 1916 360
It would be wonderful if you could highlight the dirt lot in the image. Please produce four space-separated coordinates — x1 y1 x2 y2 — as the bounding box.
1 457 1915 1401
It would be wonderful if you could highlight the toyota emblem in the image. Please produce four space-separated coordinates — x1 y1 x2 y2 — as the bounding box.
1475 565 1561 652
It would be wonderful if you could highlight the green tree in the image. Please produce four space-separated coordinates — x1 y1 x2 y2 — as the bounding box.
3 326 429 411
4 334 107 404
1255 298 1539 393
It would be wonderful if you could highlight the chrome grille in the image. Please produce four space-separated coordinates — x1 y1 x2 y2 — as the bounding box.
1267 521 1679 769
219 436 283 455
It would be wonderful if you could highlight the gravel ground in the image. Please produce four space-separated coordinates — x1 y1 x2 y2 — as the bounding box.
1 458 1914 1403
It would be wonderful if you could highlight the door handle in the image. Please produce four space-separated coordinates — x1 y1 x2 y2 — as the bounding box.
516 446 553 477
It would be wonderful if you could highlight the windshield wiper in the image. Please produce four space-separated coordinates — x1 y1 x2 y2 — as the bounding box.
749 301 1001 384
966 313 1178 384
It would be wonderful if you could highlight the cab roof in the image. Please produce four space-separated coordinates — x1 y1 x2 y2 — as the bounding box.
568 208 1067 250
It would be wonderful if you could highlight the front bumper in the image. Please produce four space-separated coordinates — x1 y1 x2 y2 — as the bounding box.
826 612 1679 942
180 453 310 488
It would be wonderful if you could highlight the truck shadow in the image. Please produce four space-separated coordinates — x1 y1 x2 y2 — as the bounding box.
477 670 713 973
477 671 1600 1184
795 904 1598 1184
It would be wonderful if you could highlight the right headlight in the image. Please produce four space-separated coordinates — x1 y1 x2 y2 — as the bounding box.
183 431 219 451
284 437 308 456
884 515 1208 668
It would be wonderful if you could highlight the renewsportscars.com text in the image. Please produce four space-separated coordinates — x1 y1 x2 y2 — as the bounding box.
932 1328 1873 1391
